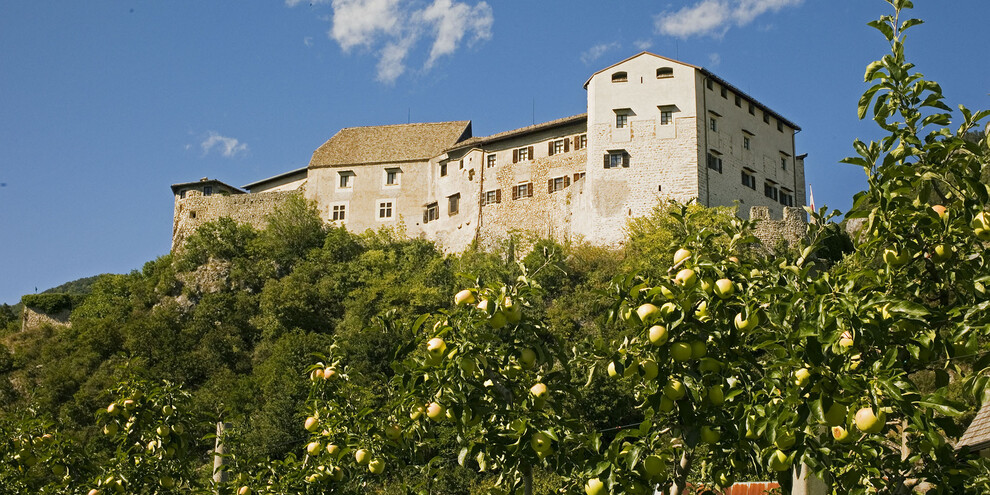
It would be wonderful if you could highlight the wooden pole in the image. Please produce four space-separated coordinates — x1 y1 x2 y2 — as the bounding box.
213 422 231 485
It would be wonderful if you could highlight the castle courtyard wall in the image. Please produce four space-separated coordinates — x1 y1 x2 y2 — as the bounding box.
172 190 301 251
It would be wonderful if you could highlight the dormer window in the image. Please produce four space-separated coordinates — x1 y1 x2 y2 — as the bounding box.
611 71 628 83
203 186 213 197
657 67 673 79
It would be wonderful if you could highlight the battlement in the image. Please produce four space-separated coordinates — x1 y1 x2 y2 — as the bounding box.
749 206 807 249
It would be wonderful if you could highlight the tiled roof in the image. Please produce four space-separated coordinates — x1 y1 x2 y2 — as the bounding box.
448 113 587 152
309 121 472 168
958 401 990 452
170 178 245 195
242 167 308 191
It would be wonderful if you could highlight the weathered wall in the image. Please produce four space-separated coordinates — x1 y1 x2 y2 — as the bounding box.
172 190 301 251
20 307 71 332
749 206 807 249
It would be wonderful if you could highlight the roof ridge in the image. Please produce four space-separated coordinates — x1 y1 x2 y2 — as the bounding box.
338 120 471 131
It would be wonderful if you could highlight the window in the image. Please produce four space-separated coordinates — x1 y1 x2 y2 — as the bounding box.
338 172 353 189
424 202 439 223
574 134 587 150
548 175 570 193
512 182 533 200
378 201 393 220
440 163 447 177
616 113 628 128
720 87 728 99
707 152 723 173
512 146 533 163
573 172 586 182
748 103 755 115
203 186 213 196
735 95 742 107
764 182 778 201
448 193 460 215
743 136 751 150
779 190 794 207
385 168 400 186
189 211 196 219
611 71 628 82
482 189 501 206
657 67 674 78
660 110 673 125
548 139 569 156
763 112 771 124
781 157 788 170
741 170 756 190
604 150 629 169
332 204 346 221
487 154 496 168
179 190 187 199
710 118 718 132
706 79 713 90
777 120 784 132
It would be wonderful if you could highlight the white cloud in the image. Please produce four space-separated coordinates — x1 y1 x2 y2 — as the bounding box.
581 42 620 65
288 0 494 83
304 36 314 47
656 0 801 39
201 132 248 158
634 39 654 51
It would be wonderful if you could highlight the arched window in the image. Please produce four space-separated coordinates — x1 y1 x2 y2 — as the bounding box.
611 71 628 83
657 67 673 78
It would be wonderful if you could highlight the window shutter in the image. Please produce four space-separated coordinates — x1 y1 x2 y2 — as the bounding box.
622 152 630 168
527 184 533 197
564 138 570 152
564 176 570 187
573 136 579 149
604 154 610 168
513 149 519 163
512 186 519 200
548 142 554 156
528 146 534 160
423 209 429 223
548 179 553 193
495 189 501 203
573 173 580 182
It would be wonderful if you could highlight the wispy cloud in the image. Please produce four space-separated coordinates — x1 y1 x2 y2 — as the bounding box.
656 0 801 39
709 52 721 67
304 36 314 47
581 42 620 65
289 0 493 84
201 132 248 158
634 39 654 51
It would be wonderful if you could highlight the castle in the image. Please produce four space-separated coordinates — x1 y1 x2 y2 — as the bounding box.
171 52 807 252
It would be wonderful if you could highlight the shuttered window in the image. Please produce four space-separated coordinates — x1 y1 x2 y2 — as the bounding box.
512 146 534 163
423 203 439 223
482 189 501 206
512 183 533 200
604 151 629 169
548 176 570 193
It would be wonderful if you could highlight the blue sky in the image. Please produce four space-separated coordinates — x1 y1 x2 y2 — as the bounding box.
1 1 988 304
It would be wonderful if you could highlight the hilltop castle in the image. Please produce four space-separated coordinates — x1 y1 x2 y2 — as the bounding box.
171 52 807 252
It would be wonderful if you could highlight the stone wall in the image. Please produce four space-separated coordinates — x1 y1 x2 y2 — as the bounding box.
21 307 71 332
172 190 301 251
749 206 807 249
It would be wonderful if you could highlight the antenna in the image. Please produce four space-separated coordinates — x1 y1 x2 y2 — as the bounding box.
407 108 410 124
532 98 535 125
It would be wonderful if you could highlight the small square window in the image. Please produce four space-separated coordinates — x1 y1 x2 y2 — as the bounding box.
339 173 352 189
720 87 728 99
482 189 502 206
548 176 570 193
781 157 788 170
378 201 393 219
735 95 742 107
741 170 756 190
660 110 673 125
779 190 794 207
777 120 784 132
385 168 400 185
332 204 346 221
440 163 447 177
604 151 629 169
710 118 718 132
578 134 587 150
517 147 530 161
203 186 213 197
487 154 496 168
706 79 713 90
448 193 460 215
553 140 565 154
763 112 771 124
764 182 778 201
748 103 755 115
743 136 751 150
512 182 533 200
707 152 723 173
616 114 628 128
424 202 439 223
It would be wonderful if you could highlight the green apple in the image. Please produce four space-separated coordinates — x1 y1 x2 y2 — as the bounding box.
489 311 508 329
824 402 847 427
707 385 724 405
648 325 669 345
714 278 735 299
519 348 537 369
855 407 885 434
794 368 811 387
326 444 340 455
585 478 605 495
643 454 666 478
769 449 792 472
931 244 951 263
354 449 370 465
734 311 758 332
883 247 911 267
637 303 660 323
607 361 620 378
427 402 445 422
159 476 175 489
659 395 675 413
368 459 385 474
694 300 710 321
530 432 553 454
663 379 686 401
503 297 522 323
671 342 693 362
237 487 252 495
690 340 707 359
673 248 692 265
698 358 722 373
715 470 735 488
410 405 425 420
700 426 721 443
427 338 447 361
530 382 548 400
701 278 713 294
831 426 852 443
640 359 659 380
304 416 319 432
674 269 697 288
306 441 322 455
454 289 475 306
385 424 402 441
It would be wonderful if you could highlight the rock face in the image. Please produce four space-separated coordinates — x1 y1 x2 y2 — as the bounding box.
20 307 71 332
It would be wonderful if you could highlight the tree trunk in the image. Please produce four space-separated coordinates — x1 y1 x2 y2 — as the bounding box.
668 449 693 495
523 463 533 495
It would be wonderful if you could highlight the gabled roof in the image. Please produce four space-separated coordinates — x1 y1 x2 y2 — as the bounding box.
958 401 990 452
447 113 587 152
170 178 245 195
584 51 800 132
309 121 472 169
242 167 308 191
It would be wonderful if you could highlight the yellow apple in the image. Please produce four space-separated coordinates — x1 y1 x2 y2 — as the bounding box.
427 338 447 360
530 382 548 400
368 459 385 474
637 303 660 323
530 431 553 454
519 348 537 369
931 244 951 263
237 487 252 495
306 441 322 455
354 448 370 465
831 426 852 443
674 269 697 288
855 407 885 434
671 342 693 362
304 416 319 432
385 424 402 441
607 361 620 377
734 311 758 332
427 402 445 422
673 248 692 265
714 278 735 299
663 379 686 401
410 405 425 420
585 478 605 495
931 204 947 220
326 444 340 455
640 359 659 380
454 289 475 306
883 247 911 267
648 325 669 345
323 368 338 381
794 368 811 387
